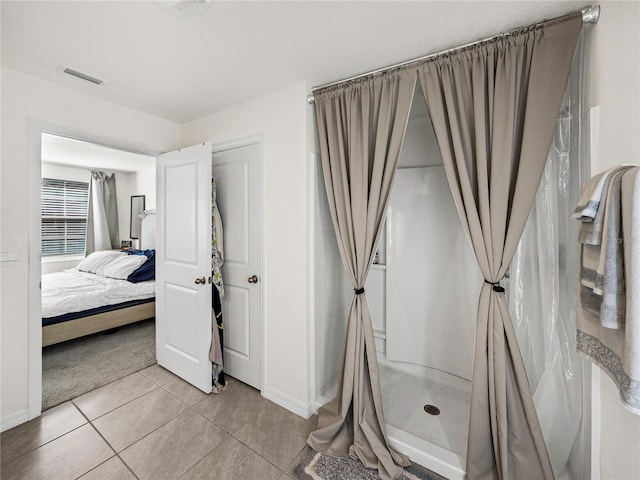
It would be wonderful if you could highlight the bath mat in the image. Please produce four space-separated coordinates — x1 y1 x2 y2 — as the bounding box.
293 449 446 480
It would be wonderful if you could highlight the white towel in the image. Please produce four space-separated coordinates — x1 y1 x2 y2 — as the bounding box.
572 168 613 221
578 166 632 329
578 166 632 245
576 166 640 415
599 169 627 329
572 164 634 222
621 167 640 408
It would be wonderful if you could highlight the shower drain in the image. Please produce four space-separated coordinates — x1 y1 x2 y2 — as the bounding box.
423 404 440 415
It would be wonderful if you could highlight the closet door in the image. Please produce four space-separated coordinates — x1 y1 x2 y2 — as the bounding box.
156 143 212 393
212 143 262 389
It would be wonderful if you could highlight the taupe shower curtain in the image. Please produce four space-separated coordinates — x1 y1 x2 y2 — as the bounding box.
417 13 582 480
307 70 416 480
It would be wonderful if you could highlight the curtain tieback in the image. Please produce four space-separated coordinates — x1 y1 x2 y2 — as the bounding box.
484 279 505 293
354 287 365 295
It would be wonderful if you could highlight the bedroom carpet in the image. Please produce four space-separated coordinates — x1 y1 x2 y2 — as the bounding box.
42 319 156 410
293 449 446 480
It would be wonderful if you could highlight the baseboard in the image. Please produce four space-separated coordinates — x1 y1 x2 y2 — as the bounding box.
314 394 332 412
1 409 30 433
262 386 315 419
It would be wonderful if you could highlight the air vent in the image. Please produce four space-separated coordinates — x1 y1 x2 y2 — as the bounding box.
60 66 104 85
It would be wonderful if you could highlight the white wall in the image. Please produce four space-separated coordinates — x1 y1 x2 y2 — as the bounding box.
182 82 314 414
0 66 182 429
587 2 640 479
135 166 156 211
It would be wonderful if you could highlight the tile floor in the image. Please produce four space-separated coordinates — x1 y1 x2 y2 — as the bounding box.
1 365 317 480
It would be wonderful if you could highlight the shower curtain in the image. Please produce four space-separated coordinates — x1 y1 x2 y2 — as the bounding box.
311 11 584 480
417 13 582 479
508 39 585 477
307 69 416 480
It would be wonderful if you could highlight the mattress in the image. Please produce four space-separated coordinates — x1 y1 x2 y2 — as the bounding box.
42 298 155 326
42 269 155 320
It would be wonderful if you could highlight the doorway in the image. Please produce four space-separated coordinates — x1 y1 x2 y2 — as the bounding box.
40 133 157 409
154 139 264 393
213 141 263 389
27 122 162 418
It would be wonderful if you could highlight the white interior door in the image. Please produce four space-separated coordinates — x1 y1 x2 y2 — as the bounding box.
156 143 212 393
212 142 261 389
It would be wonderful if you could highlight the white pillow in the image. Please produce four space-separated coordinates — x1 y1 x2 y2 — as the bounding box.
76 250 126 274
97 254 148 280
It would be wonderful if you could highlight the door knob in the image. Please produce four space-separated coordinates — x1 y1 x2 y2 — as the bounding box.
248 275 258 284
194 276 206 285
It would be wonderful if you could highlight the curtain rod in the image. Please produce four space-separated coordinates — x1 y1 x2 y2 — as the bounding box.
307 5 599 104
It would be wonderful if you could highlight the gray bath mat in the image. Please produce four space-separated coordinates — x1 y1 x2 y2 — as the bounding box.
294 449 446 480
42 318 156 410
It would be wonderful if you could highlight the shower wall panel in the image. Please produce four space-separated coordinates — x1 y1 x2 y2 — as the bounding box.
386 166 480 381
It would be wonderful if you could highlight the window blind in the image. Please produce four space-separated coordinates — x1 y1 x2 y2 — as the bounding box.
41 178 90 255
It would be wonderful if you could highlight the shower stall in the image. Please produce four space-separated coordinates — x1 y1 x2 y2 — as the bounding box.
314 43 589 480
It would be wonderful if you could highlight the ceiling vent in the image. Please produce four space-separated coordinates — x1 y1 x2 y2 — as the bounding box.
59 66 104 85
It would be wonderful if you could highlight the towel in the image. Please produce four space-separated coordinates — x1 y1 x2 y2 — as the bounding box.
577 166 631 245
621 167 640 410
578 167 632 328
576 166 640 415
572 168 615 221
572 164 634 223
599 170 627 328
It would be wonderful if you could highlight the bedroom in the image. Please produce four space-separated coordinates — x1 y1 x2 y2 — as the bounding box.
40 134 158 408
1 1 639 479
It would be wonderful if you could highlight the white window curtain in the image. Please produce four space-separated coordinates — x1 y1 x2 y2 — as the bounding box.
86 171 119 254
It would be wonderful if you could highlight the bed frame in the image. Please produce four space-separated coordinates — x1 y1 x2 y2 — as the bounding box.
42 301 155 347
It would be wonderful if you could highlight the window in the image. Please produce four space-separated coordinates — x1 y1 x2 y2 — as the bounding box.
41 178 90 256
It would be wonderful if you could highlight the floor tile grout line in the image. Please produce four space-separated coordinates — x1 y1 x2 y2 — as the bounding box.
85 402 205 480
12 366 308 479
76 403 141 480
138 364 175 388
72 383 161 423
175 425 233 479
230 431 303 477
45 363 157 413
0 402 92 470
104 405 189 456
157 382 208 406
113 405 228 480
77 381 212 476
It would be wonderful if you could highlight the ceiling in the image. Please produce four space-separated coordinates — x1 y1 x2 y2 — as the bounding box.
42 134 155 173
2 1 587 124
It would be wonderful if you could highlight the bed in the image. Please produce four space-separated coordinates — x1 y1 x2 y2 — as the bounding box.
42 210 157 346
